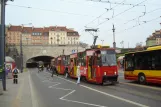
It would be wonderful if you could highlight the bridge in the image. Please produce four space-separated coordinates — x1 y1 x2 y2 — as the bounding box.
11 44 88 67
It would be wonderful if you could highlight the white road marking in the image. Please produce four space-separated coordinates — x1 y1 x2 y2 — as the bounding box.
29 74 39 107
61 99 107 107
42 72 107 107
80 85 149 107
60 90 76 99
120 82 161 91
44 72 149 107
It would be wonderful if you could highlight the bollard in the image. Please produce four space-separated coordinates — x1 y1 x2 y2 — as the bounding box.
0 79 3 95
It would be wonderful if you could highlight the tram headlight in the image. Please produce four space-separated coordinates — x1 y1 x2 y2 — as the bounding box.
114 71 117 75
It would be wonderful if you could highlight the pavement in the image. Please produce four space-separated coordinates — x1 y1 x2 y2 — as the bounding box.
1 68 161 107
0 71 34 107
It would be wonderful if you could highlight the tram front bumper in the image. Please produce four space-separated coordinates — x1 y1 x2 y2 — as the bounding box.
102 75 118 83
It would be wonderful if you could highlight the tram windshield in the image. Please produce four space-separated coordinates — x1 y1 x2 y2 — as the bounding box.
101 50 117 66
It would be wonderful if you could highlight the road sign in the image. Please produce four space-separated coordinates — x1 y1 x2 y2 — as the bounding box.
72 50 76 54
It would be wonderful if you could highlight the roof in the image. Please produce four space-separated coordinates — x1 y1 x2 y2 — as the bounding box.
49 26 67 31
8 26 22 32
22 27 32 33
125 45 161 55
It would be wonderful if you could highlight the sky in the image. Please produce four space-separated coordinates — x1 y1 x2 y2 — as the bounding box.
5 0 161 48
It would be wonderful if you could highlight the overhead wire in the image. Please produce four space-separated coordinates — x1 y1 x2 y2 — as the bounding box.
96 0 148 27
124 7 161 25
116 16 161 34
86 0 145 6
84 0 126 27
6 4 97 17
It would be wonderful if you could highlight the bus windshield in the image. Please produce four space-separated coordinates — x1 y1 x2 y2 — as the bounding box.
101 50 116 66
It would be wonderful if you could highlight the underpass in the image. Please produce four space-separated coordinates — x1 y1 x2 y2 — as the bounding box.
26 56 54 68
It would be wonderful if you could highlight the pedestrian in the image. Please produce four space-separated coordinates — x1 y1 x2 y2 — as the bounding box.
51 65 58 77
46 64 50 72
76 62 81 84
65 67 68 78
12 67 19 84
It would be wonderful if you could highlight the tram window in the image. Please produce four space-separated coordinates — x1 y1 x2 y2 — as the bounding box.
125 55 134 71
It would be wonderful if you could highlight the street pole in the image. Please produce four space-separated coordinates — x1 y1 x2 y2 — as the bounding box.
77 41 78 53
112 24 116 49
20 33 23 73
0 0 8 91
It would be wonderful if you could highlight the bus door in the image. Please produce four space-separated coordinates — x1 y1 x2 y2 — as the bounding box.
125 54 135 79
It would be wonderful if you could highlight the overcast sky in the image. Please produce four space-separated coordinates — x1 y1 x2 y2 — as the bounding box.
6 0 161 48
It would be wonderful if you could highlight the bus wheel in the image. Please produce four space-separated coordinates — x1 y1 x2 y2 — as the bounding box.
138 73 146 84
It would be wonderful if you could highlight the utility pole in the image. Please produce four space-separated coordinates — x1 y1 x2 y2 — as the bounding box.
20 33 23 73
0 0 13 91
101 40 104 45
112 24 116 49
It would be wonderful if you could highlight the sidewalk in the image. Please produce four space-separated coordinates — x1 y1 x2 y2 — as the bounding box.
0 71 32 107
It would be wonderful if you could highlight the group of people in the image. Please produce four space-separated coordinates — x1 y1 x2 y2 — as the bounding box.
46 61 82 84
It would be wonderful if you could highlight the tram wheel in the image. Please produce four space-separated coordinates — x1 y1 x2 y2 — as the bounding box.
138 73 146 84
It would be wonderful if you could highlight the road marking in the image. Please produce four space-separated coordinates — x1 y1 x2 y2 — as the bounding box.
108 86 161 101
61 99 107 107
80 85 149 107
29 74 38 107
44 72 149 107
43 72 107 107
120 82 161 91
60 90 76 99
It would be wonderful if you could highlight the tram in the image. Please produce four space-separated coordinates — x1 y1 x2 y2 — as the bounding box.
52 45 118 85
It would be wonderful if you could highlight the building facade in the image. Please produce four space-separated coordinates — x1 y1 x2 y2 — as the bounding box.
6 25 80 45
146 30 161 47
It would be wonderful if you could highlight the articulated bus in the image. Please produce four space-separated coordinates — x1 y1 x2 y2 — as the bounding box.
124 45 161 84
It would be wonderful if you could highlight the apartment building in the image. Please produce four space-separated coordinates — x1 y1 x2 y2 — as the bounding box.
146 30 161 46
6 25 80 45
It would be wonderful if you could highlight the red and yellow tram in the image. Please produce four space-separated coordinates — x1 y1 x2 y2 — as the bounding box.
52 45 118 85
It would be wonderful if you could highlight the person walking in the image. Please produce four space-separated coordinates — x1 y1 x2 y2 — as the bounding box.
12 67 19 84
76 62 81 84
65 67 68 78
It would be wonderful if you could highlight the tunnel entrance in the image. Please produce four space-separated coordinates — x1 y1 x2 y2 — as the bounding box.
26 55 54 68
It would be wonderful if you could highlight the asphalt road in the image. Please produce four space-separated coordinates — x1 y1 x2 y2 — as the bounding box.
29 68 161 107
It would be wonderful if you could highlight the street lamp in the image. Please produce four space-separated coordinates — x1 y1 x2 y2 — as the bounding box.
20 23 32 73
0 0 14 91
101 40 104 45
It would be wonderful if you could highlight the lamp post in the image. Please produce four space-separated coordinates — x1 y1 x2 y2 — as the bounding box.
0 0 14 91
101 40 104 45
20 23 32 73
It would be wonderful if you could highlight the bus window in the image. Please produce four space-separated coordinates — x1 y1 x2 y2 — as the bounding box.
125 55 134 71
151 50 161 70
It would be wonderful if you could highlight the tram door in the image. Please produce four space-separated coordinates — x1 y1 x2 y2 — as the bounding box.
88 56 94 79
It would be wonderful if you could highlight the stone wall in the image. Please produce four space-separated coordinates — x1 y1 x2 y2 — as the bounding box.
14 45 88 67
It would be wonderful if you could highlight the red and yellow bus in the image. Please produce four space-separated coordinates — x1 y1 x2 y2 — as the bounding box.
124 45 161 84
